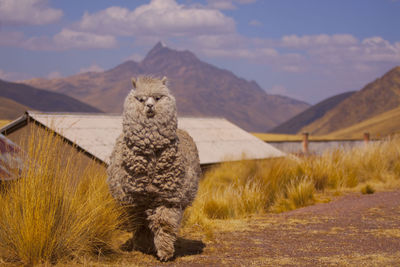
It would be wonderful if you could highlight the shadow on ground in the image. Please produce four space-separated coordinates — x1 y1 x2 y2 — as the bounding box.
119 235 205 261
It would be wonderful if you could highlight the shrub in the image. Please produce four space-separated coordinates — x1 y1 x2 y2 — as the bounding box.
184 135 400 228
0 129 124 265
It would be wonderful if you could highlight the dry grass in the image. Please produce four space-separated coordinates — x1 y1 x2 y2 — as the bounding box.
1 128 400 265
0 129 125 265
0 120 10 128
184 135 400 230
252 132 339 142
325 106 400 139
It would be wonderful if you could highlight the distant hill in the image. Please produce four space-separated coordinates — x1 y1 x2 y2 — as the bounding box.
326 106 400 139
300 66 400 135
24 42 309 132
0 97 29 120
270 91 355 134
0 79 102 115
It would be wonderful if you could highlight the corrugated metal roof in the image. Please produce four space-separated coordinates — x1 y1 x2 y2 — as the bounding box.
2 111 285 165
0 134 23 181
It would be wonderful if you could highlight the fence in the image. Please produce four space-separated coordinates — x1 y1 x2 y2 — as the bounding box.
267 132 377 155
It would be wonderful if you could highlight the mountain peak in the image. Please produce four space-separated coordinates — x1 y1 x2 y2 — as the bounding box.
145 41 170 59
142 42 199 70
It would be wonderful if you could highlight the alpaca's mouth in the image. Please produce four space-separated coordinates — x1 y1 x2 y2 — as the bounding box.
146 109 155 118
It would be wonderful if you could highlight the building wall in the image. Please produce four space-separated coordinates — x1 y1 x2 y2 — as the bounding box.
6 121 107 180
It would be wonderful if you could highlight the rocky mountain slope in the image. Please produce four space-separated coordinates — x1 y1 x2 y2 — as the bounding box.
0 96 29 120
25 42 309 132
270 91 355 134
326 105 400 139
0 79 102 117
300 66 400 135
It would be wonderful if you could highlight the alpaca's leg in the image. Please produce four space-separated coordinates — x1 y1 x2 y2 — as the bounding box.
122 208 155 253
147 206 182 261
130 208 156 253
132 223 155 253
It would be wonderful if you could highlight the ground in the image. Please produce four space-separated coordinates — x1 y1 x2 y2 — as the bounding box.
96 190 400 266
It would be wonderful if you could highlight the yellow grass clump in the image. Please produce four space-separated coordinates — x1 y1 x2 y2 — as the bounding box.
184 135 400 229
0 120 10 128
0 129 125 265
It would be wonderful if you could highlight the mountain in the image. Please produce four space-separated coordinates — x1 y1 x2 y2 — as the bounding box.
0 96 29 120
326 106 400 139
270 91 355 134
300 66 400 135
0 79 102 115
24 42 309 132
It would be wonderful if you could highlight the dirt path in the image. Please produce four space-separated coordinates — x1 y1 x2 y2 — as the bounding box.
117 190 400 266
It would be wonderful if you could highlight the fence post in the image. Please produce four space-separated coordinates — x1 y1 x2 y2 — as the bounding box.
302 132 309 154
363 132 370 144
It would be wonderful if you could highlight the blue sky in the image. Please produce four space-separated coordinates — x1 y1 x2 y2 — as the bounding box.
0 0 399 104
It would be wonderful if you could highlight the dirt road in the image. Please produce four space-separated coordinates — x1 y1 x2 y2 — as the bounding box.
117 190 400 266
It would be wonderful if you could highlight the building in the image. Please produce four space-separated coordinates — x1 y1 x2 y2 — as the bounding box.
0 133 23 181
0 111 285 171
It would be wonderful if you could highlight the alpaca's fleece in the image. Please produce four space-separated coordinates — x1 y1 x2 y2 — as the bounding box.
107 76 201 261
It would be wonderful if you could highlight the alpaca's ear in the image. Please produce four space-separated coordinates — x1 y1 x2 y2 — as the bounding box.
161 76 168 85
131 78 137 89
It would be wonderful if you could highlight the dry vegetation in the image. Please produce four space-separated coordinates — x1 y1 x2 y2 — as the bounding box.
325 106 400 139
0 120 10 128
0 130 399 265
0 130 125 265
252 132 353 142
183 135 400 232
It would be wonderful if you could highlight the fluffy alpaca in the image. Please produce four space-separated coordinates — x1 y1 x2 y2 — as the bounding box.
107 76 201 261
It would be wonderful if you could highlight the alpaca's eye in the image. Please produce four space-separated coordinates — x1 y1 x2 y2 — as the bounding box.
135 96 145 103
155 95 162 101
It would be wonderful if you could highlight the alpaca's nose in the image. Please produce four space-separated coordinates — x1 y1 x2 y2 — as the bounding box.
145 97 155 108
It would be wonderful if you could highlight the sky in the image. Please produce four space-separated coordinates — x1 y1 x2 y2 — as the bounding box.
0 0 400 104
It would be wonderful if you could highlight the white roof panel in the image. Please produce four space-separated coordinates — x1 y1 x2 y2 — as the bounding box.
28 111 285 165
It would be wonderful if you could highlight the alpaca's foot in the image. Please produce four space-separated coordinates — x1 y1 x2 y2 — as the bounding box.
120 237 134 252
148 206 182 261
157 246 174 261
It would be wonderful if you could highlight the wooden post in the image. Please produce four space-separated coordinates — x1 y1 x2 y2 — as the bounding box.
302 132 309 154
363 132 370 144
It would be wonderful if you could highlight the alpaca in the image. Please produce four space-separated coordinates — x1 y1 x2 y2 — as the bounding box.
107 76 201 261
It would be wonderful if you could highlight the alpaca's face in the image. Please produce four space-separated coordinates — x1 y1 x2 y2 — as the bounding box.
134 93 169 118
124 77 177 125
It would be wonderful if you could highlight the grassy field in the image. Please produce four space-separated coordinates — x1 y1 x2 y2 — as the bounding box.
325 106 400 139
0 130 124 265
0 120 10 128
252 132 358 142
183 136 400 232
0 130 399 265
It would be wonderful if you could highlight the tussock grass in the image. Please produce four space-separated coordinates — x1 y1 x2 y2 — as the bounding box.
0 129 125 265
184 135 400 229
0 120 10 128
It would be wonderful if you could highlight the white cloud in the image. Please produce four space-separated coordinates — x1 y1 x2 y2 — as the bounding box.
76 0 235 37
79 64 104 74
1 28 118 51
206 0 257 10
206 0 236 10
53 29 117 50
0 0 62 26
282 34 358 48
